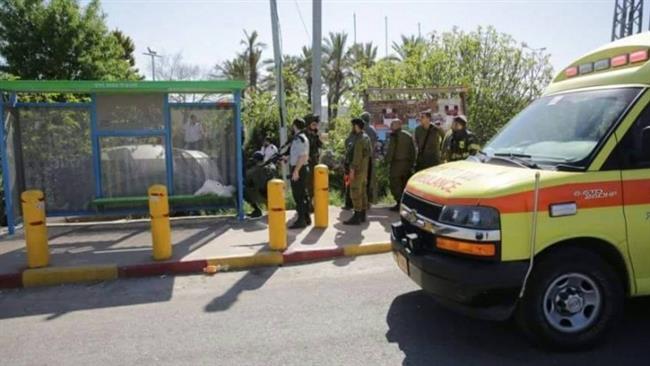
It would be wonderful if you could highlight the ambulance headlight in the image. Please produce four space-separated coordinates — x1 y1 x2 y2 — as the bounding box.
439 205 500 230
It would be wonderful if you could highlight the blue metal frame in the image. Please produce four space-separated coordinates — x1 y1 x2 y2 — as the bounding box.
95 129 165 138
234 91 244 220
90 94 102 198
163 94 174 195
169 102 234 108
0 95 16 234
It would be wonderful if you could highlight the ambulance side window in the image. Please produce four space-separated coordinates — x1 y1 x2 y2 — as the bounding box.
610 104 650 169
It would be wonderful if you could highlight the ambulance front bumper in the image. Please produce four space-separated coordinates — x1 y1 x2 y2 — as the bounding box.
391 221 528 321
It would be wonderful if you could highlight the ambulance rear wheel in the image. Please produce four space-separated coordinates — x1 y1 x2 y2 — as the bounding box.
516 248 624 350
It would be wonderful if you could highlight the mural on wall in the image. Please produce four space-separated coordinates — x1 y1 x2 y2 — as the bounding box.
363 88 467 142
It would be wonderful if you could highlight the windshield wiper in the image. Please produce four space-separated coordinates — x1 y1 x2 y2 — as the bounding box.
556 163 585 172
493 153 540 169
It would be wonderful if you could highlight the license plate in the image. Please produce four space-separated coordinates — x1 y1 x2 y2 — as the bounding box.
394 251 409 275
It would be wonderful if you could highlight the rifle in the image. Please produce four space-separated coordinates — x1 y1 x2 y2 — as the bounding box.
261 138 293 167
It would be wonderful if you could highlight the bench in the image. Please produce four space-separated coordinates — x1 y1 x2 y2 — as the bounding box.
91 194 234 210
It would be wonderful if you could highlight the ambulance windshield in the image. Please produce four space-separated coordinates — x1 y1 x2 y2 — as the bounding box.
484 87 642 166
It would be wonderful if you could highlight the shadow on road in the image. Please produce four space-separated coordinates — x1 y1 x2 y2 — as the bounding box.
0 219 229 274
204 266 278 313
386 290 650 366
0 276 176 320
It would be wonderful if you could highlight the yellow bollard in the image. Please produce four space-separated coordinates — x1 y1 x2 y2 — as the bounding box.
314 164 329 228
148 185 172 261
267 179 287 251
21 190 49 268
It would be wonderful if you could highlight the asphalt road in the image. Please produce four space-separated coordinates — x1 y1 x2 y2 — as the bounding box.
1 254 649 366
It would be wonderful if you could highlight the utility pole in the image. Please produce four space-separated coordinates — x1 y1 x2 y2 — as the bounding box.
312 0 322 122
270 0 289 181
611 0 643 41
143 47 161 81
418 22 421 38
353 12 357 44
385 16 388 58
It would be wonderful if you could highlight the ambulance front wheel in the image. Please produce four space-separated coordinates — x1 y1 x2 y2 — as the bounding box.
515 247 624 350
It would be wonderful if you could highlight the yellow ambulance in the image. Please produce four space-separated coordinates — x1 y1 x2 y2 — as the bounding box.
392 33 650 349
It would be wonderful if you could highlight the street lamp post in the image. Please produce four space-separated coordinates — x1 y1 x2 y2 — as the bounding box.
143 47 162 81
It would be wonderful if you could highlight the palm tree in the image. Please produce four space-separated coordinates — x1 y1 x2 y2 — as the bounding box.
240 30 266 89
391 35 426 61
260 55 302 96
349 42 378 69
323 32 351 120
213 55 248 81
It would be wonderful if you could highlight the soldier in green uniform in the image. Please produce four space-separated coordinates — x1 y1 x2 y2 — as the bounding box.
342 127 355 210
360 112 378 207
304 114 322 211
343 118 372 225
385 119 416 211
244 152 277 218
441 115 481 163
414 110 444 172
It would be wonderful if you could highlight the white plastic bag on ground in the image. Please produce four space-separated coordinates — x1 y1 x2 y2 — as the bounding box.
194 180 235 197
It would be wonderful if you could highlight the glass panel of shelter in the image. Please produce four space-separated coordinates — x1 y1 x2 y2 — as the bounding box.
95 94 167 198
169 106 236 197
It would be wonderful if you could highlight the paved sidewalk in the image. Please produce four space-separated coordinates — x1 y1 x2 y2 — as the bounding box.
0 206 398 275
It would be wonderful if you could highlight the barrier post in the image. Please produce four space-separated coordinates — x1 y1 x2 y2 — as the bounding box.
21 190 49 268
314 164 329 228
267 179 287 251
148 185 172 261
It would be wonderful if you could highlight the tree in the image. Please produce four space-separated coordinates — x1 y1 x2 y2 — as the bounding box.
156 52 212 103
157 52 204 82
350 42 378 69
240 30 266 90
299 46 313 104
111 30 137 68
0 0 140 80
323 32 351 120
349 42 377 86
390 35 426 61
212 55 248 82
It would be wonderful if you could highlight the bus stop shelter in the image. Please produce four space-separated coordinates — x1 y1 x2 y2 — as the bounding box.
0 80 247 234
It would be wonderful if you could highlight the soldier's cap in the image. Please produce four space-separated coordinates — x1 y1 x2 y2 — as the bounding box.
304 114 320 123
360 111 371 123
293 118 306 129
351 118 365 128
253 151 264 161
454 115 468 125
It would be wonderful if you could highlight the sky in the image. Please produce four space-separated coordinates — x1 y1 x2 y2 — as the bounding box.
95 0 635 79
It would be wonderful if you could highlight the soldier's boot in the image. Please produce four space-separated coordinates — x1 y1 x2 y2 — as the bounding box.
305 213 312 226
248 206 262 218
343 211 363 225
289 219 307 229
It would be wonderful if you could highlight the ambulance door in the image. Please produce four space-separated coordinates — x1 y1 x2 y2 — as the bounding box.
616 103 650 293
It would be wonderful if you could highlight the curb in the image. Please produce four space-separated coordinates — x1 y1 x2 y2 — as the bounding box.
0 242 392 289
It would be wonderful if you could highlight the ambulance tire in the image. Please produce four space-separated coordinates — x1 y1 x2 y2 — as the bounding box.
516 247 624 350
